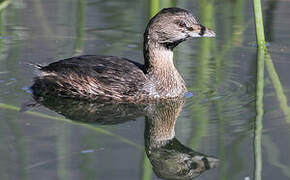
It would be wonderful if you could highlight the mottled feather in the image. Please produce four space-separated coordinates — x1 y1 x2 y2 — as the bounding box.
32 55 148 101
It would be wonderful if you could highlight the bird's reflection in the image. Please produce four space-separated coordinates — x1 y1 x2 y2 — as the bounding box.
30 93 219 179
31 95 147 124
144 99 219 179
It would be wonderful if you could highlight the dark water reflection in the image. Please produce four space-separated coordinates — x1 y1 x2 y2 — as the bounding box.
1 0 290 179
30 95 219 179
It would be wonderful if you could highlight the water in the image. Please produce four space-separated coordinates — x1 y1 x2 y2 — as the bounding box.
0 0 290 179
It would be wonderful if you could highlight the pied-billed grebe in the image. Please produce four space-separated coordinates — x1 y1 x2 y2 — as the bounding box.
31 7 215 102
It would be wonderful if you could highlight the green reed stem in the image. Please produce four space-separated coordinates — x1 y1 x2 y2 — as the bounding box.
253 0 265 47
252 0 266 179
74 0 86 55
149 0 159 18
265 52 290 123
141 152 151 180
254 47 265 180
188 0 214 148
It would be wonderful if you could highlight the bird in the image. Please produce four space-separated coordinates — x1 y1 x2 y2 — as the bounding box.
31 7 215 102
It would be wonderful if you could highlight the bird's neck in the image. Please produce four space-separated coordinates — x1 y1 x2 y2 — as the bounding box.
144 41 174 71
143 37 187 97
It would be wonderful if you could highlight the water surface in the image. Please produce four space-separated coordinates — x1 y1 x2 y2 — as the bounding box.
1 0 290 179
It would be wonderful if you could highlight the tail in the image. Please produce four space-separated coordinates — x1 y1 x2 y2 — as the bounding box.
26 62 43 70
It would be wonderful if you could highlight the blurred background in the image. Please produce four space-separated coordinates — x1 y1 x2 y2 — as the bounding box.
0 0 290 179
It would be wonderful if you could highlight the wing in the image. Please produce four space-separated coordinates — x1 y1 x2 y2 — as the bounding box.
34 55 147 100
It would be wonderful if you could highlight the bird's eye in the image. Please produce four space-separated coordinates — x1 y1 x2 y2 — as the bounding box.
187 27 193 31
175 20 186 28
